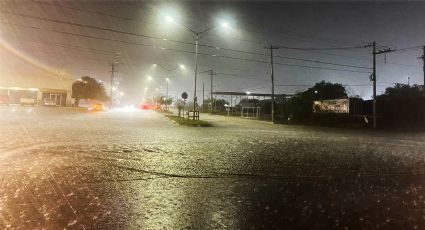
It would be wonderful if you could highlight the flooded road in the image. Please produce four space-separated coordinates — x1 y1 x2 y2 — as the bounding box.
1 106 425 229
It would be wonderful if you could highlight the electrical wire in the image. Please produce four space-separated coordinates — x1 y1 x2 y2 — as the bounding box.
0 20 371 74
17 2 422 71
0 10 373 71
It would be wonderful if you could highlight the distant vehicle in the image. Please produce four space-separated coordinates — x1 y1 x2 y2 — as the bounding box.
0 94 9 105
89 103 104 111
20 97 36 106
141 104 158 110
43 98 57 106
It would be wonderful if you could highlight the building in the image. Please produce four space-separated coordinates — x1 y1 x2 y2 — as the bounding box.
0 40 74 106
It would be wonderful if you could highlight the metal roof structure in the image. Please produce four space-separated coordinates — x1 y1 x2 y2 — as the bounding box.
212 91 293 97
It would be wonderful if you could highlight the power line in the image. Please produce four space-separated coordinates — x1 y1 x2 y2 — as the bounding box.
0 10 373 71
275 55 371 69
276 45 368 51
0 26 270 80
15 2 421 71
31 0 367 57
0 20 371 75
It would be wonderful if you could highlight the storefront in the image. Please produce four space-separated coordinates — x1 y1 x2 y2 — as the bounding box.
0 87 70 106
40 89 68 106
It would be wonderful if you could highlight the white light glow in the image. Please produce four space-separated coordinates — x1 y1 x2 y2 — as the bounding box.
166 16 174 23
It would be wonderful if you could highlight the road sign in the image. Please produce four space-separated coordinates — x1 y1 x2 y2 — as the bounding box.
181 92 188 100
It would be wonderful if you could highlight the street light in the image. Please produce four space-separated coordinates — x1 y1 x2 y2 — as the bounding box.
166 16 174 23
165 15 232 120
153 63 185 110
165 78 170 111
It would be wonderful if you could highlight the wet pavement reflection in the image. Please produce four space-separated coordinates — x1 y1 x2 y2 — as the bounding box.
1 107 425 229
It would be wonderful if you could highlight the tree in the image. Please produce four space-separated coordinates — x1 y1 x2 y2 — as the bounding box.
176 99 185 117
284 81 348 119
377 84 425 128
209 99 229 112
72 76 109 106
154 96 173 106
380 83 424 98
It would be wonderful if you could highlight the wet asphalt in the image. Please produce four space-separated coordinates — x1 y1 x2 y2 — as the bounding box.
1 106 425 229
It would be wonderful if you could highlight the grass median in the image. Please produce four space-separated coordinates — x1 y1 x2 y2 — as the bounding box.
165 115 212 127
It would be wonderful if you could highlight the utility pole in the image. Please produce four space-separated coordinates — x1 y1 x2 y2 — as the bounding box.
209 69 216 112
165 78 169 111
110 62 117 109
265 45 279 123
418 46 425 86
193 36 200 120
372 41 376 129
202 82 205 112
366 41 394 129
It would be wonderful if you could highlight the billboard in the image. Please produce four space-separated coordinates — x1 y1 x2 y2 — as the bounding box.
313 99 349 114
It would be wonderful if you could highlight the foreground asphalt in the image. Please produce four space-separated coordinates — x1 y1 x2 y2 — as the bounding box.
1 106 425 229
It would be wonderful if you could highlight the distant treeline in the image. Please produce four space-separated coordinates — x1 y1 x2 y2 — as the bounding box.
229 81 425 130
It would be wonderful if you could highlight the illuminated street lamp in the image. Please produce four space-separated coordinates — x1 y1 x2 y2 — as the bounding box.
221 22 230 28
153 63 186 110
165 16 232 119
165 16 174 23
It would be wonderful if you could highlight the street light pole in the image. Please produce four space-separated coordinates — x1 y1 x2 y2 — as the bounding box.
193 36 199 120
165 16 230 120
166 78 169 111
110 62 117 110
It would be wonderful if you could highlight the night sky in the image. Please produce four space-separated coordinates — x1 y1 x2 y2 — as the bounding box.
1 1 424 104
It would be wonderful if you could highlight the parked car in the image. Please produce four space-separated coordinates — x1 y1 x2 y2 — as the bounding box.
43 98 57 106
0 94 9 105
20 97 36 106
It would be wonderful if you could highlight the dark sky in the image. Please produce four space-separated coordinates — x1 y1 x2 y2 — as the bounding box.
1 1 424 103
